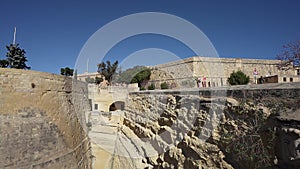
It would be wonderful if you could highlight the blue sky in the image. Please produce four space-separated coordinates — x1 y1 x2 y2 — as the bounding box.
0 0 299 74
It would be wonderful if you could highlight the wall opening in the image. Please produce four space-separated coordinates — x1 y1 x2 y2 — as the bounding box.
109 101 125 111
94 104 98 110
88 99 92 111
220 78 223 86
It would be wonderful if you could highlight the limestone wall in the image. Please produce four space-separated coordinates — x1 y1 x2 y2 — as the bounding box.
0 68 92 169
154 56 299 88
154 57 196 88
122 82 300 169
88 84 139 112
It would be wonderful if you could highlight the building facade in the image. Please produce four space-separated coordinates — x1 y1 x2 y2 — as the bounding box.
152 56 299 88
77 56 300 90
76 72 99 82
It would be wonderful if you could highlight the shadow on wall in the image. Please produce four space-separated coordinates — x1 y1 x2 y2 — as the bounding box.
109 101 125 111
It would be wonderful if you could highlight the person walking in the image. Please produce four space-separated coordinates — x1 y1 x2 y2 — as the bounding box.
203 76 207 87
253 68 258 84
197 77 202 88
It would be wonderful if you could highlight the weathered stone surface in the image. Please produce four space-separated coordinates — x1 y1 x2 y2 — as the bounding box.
152 56 299 88
123 91 233 169
276 109 300 169
0 68 92 169
121 82 300 169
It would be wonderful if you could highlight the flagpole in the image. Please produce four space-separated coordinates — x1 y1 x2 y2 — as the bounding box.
86 58 89 73
13 27 16 45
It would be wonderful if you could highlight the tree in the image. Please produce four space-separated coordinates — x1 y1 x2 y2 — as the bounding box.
228 70 250 85
95 77 103 84
60 67 74 76
113 65 147 84
130 68 151 87
6 43 30 69
276 40 300 69
97 60 118 84
0 59 9 68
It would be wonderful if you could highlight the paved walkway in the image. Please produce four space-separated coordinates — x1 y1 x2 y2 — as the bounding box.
88 111 149 169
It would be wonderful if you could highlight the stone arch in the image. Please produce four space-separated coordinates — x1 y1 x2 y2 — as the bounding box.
109 101 125 111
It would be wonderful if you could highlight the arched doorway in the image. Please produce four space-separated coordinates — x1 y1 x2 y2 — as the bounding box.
109 101 125 111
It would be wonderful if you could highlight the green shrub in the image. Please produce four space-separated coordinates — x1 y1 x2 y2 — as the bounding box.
148 83 155 90
86 122 92 128
85 77 95 83
160 82 168 89
228 70 250 85
95 77 103 84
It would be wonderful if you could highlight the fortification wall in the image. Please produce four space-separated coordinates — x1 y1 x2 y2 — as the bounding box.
0 68 92 169
154 56 298 88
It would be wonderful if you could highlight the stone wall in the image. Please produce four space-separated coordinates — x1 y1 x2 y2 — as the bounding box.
88 84 139 112
0 68 92 169
153 56 299 88
122 82 300 169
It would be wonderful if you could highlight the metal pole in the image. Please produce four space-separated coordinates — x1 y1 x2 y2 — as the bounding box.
13 27 16 45
87 58 89 73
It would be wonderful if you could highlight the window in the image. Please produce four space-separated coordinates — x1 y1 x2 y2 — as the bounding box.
290 78 293 82
283 77 287 82
297 69 300 76
94 104 98 110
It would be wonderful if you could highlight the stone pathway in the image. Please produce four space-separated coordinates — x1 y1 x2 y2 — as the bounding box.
88 111 149 169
